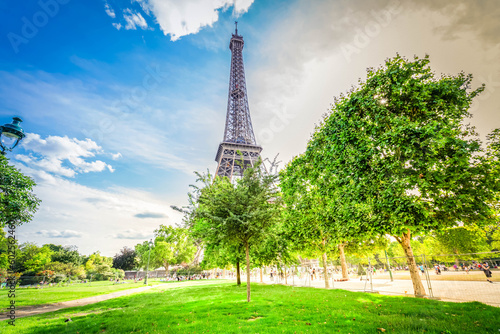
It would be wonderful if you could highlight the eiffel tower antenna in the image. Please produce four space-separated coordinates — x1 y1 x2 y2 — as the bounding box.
215 24 262 180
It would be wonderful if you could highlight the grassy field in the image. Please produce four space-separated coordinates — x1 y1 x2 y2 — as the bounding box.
2 282 500 333
0 280 151 307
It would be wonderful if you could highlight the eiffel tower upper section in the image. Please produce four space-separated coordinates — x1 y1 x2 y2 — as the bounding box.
215 23 262 180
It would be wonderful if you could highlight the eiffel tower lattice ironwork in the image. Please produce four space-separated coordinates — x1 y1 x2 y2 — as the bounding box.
215 22 262 180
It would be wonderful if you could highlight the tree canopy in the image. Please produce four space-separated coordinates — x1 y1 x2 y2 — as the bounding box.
0 155 40 227
288 54 498 296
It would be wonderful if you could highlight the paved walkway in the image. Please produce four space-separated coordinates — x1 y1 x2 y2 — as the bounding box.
1 280 231 320
251 275 500 307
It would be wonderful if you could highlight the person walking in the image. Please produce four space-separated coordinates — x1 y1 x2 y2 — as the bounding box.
481 262 493 283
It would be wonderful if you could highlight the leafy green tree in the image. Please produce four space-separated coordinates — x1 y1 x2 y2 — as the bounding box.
48 244 82 266
112 246 138 271
153 225 196 273
280 158 339 288
42 261 86 279
194 162 281 302
0 228 18 270
430 226 490 263
16 243 53 273
300 55 497 296
84 251 113 273
0 155 40 228
134 240 160 271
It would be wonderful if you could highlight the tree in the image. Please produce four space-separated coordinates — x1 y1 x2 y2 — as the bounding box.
300 55 497 296
153 225 196 273
0 155 40 228
135 241 160 271
430 226 490 264
0 228 18 270
84 251 113 273
48 244 82 266
42 261 86 280
194 162 281 302
112 246 138 271
16 243 53 273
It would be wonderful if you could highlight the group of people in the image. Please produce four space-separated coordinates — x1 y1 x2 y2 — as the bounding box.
427 262 494 283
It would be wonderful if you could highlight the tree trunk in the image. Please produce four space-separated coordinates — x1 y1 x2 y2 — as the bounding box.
245 241 251 302
339 243 349 279
322 252 330 288
285 266 288 285
236 261 241 285
163 263 170 277
396 229 426 297
260 267 263 283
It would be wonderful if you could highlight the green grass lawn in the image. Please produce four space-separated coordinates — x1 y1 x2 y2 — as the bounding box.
0 280 151 307
2 283 500 333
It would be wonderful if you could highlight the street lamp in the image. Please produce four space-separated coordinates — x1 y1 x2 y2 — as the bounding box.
0 117 26 155
144 239 153 285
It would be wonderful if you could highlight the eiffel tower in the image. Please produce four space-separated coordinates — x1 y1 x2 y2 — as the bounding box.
215 22 262 180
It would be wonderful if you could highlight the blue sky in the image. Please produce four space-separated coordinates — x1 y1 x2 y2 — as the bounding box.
1 0 499 256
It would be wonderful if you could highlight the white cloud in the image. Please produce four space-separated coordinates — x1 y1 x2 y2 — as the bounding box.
140 0 254 41
16 133 114 177
36 230 84 238
112 22 122 30
123 9 148 30
113 229 153 239
111 152 122 160
104 2 116 18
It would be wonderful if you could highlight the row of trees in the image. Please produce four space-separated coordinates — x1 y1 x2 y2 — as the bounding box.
181 55 500 301
0 230 124 283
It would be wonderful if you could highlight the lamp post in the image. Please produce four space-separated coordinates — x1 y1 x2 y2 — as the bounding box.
144 239 153 285
0 117 26 155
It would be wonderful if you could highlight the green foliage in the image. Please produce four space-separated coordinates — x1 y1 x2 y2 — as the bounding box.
154 225 196 272
433 225 489 255
309 54 494 237
192 161 282 300
288 54 498 295
16 243 54 273
42 261 86 280
134 240 158 270
85 251 113 273
0 228 18 270
0 155 40 228
112 246 138 271
48 244 82 266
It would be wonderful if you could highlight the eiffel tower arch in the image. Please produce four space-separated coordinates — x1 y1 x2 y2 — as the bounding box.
215 23 262 180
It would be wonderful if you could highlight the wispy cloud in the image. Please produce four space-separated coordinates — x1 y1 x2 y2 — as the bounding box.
36 230 84 238
113 229 153 239
123 9 148 30
134 212 168 219
104 2 116 18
